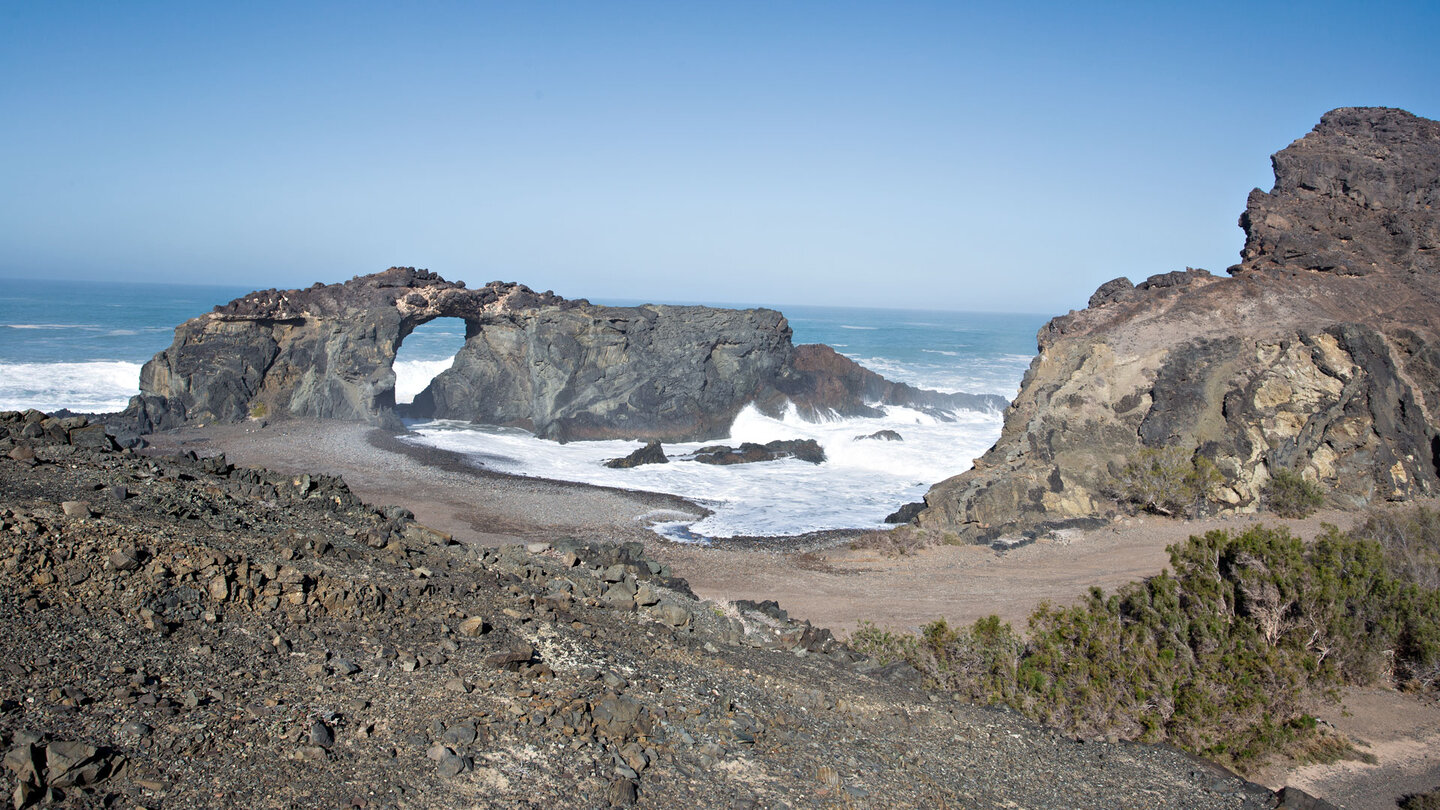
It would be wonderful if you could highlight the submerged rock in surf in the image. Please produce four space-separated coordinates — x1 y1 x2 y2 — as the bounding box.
689 439 826 466
604 440 669 469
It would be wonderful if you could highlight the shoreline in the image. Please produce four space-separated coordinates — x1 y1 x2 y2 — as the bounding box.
141 417 1377 632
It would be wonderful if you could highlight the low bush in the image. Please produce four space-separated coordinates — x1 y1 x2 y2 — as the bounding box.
1353 505 1440 590
1263 469 1324 518
850 515 1440 773
1400 788 1440 810
848 620 918 665
1112 447 1222 518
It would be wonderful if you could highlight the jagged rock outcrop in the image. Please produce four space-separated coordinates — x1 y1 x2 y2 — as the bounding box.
1235 106 1440 277
128 268 1002 441
917 107 1440 541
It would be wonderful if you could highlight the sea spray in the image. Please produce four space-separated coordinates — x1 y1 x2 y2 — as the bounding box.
405 401 1003 540
0 361 144 412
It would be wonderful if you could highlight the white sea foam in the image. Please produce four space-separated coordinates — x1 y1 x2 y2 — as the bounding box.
843 354 1023 398
0 361 143 412
4 323 98 330
393 358 456 404
405 401 1002 541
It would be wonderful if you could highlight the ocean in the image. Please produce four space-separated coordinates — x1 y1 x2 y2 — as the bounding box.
0 278 1048 540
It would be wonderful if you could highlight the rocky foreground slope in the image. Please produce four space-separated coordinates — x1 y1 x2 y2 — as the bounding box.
0 409 1317 808
917 107 1440 541
126 270 1003 443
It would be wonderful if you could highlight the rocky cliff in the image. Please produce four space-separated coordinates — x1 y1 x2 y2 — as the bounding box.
917 107 1440 541
129 269 1004 441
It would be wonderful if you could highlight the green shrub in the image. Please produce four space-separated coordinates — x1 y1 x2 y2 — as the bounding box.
1262 469 1324 518
1112 447 1223 517
848 620 918 665
1353 506 1440 590
847 521 1440 774
1400 788 1440 810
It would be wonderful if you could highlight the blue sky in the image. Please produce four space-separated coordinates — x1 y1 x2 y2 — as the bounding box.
2 2 1436 314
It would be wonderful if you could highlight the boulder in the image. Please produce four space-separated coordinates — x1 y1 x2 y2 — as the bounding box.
604 440 668 469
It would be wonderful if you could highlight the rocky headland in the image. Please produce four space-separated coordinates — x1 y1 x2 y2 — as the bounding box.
916 107 1440 542
125 271 1004 443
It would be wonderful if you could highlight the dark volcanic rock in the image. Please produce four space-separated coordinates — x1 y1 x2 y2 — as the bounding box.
690 439 826 465
605 440 669 469
1088 276 1136 308
126 269 1002 442
1235 107 1440 278
917 107 1440 541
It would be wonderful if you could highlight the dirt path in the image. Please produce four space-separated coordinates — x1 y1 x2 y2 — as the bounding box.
1256 687 1440 809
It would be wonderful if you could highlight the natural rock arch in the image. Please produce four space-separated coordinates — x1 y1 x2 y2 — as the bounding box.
387 316 468 410
128 268 1007 441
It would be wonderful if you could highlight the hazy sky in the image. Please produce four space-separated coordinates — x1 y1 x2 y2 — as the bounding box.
2 2 1436 313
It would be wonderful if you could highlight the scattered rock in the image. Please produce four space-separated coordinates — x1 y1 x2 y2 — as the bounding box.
483 644 535 671
607 777 638 807
437 753 468 778
691 439 826 465
310 719 334 749
604 440 669 469
108 547 142 571
658 604 691 627
458 616 491 637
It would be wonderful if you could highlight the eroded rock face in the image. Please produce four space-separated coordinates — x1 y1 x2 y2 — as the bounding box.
917 107 1440 541
129 267 1001 442
129 269 577 433
1235 107 1440 278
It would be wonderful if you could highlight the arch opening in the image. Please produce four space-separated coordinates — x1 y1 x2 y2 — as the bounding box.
392 317 468 417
